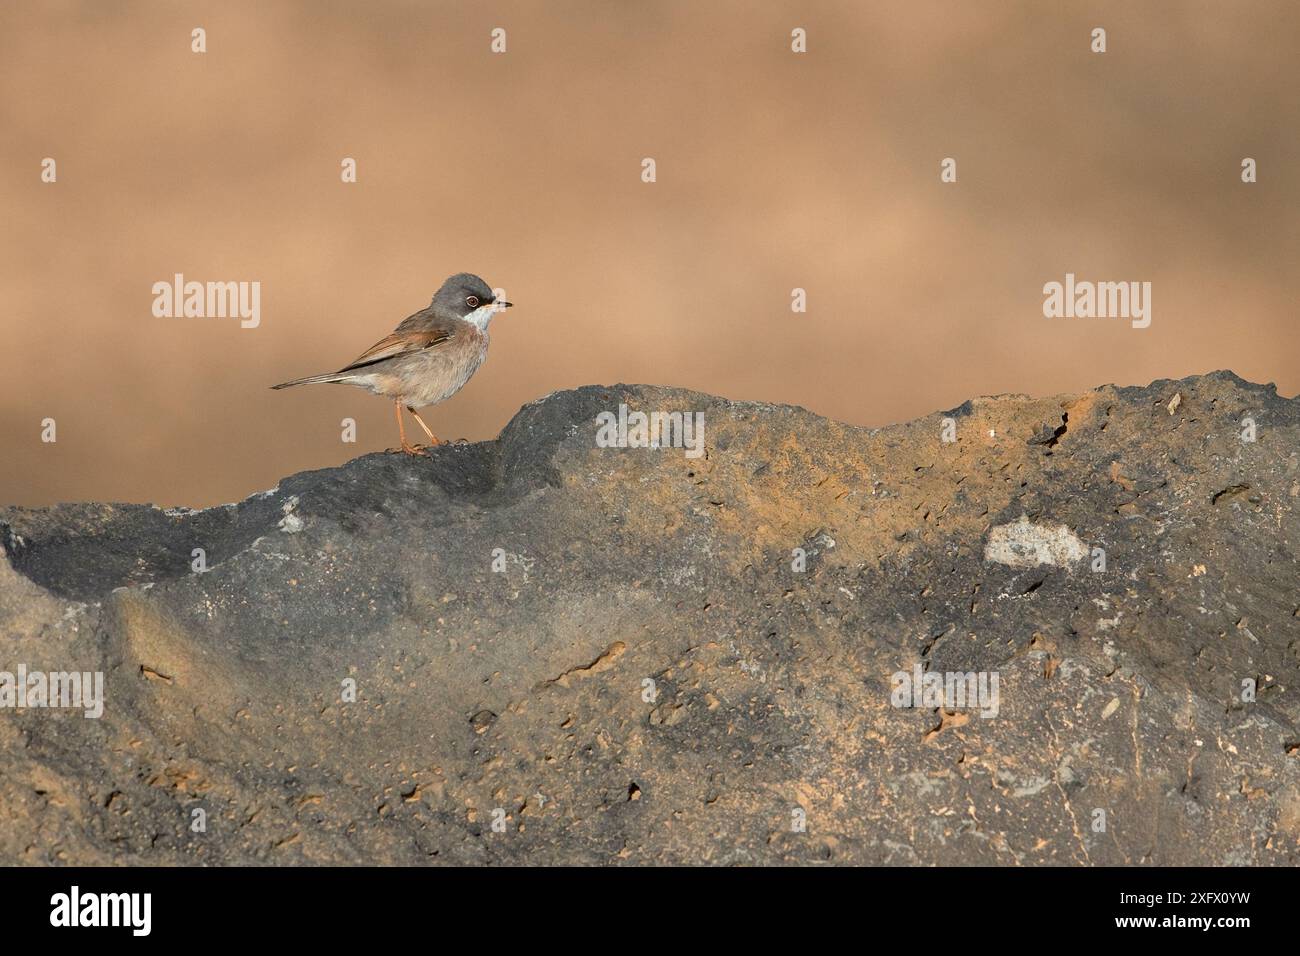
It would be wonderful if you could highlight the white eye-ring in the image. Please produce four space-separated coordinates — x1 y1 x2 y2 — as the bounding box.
466 295 480 308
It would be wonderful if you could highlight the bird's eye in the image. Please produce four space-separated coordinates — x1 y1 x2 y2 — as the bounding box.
466 295 480 308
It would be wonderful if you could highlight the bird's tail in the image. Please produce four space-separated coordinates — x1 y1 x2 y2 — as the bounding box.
270 371 351 390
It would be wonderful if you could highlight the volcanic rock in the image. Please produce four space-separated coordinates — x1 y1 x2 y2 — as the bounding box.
2 371 1298 864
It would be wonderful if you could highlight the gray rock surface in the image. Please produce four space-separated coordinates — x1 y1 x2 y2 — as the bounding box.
2 371 1299 864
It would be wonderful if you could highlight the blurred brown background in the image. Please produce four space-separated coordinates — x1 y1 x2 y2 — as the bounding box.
2 0 1297 508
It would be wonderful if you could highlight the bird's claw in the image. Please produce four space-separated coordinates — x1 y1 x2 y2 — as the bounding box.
393 442 430 457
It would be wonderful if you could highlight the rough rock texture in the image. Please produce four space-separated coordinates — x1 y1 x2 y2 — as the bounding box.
2 371 1299 865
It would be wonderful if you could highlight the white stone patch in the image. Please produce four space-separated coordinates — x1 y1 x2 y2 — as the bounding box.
727 641 765 682
159 484 280 517
983 515 1087 568
278 495 304 534
1012 775 1051 798
505 552 534 583
668 565 696 586
61 603 90 621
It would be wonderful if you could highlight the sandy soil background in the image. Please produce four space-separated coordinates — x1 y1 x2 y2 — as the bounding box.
1 0 1296 506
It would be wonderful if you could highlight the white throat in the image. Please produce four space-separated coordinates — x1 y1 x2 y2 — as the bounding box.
464 302 503 332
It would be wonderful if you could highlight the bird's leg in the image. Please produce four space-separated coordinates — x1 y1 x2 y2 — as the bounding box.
406 407 443 446
394 401 427 456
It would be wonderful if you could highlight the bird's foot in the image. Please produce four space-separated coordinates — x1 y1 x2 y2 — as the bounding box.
392 441 430 456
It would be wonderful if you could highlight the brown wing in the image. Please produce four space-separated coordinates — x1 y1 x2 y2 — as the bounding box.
337 328 452 374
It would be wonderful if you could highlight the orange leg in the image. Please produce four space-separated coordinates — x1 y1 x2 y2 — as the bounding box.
406 407 443 446
394 401 427 456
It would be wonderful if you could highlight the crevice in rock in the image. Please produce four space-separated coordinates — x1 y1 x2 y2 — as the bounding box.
1211 483 1251 506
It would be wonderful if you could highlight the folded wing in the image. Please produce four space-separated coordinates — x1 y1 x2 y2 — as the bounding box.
338 328 452 374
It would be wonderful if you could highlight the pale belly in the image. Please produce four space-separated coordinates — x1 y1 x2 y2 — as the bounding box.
351 335 488 407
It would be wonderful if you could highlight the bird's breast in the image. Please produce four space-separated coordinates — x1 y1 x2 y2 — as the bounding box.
402 326 489 406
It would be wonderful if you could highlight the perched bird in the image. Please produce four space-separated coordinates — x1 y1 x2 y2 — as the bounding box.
272 273 512 455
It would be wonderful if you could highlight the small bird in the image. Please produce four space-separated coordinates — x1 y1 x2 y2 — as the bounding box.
272 273 512 455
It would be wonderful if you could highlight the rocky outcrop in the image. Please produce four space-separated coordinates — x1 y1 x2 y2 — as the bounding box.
2 371 1299 864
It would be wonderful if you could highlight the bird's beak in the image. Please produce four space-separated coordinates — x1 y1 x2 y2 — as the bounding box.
496 300 513 310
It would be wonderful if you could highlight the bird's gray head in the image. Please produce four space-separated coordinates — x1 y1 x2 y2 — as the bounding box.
431 272 512 331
